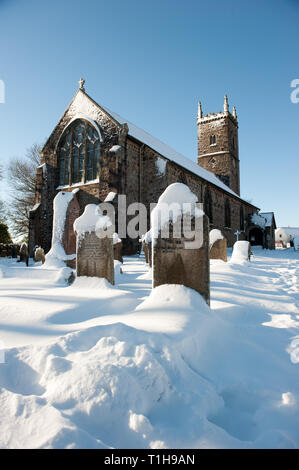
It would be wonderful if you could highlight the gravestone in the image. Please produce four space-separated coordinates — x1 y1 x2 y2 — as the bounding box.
113 241 123 263
153 209 210 305
142 241 150 264
63 193 80 268
76 232 114 283
209 229 227 262
11 245 18 258
74 204 115 285
231 240 252 263
142 230 152 267
113 232 123 263
34 246 45 264
19 243 29 266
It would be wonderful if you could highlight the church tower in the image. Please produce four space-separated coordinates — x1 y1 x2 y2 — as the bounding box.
197 95 240 195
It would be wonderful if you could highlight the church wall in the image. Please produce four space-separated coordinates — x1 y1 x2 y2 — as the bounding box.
30 91 125 254
30 90 259 255
198 117 229 157
138 140 256 247
197 114 240 195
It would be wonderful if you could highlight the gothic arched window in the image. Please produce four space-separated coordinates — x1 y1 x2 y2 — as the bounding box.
58 119 101 186
204 188 213 224
225 199 231 228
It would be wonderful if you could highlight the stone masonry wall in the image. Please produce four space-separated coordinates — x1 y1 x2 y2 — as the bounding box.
197 114 240 195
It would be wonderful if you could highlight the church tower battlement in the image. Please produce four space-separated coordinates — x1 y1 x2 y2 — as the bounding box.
197 95 240 196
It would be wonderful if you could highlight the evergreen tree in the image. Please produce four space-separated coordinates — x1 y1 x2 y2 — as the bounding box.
0 222 12 244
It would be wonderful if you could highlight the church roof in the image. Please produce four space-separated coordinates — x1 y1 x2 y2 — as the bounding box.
52 87 258 208
259 212 276 228
100 103 247 202
278 227 299 237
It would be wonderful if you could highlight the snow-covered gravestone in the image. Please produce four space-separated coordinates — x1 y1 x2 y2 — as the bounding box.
151 183 210 305
209 229 227 262
74 204 114 285
44 191 78 268
230 240 252 264
19 242 29 266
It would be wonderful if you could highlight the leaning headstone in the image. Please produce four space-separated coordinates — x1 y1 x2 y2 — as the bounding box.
209 229 227 262
74 204 114 285
152 183 210 305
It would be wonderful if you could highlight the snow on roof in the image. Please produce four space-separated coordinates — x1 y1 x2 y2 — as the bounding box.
251 212 266 229
101 105 244 200
279 227 299 237
259 212 274 227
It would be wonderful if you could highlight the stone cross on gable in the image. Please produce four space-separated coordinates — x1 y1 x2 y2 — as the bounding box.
78 78 85 91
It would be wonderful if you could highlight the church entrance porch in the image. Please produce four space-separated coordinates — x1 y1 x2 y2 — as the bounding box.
249 227 264 247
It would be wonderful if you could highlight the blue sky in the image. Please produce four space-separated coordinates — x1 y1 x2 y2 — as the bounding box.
0 0 298 226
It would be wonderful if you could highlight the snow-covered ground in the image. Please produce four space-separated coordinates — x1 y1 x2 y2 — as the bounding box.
0 247 298 449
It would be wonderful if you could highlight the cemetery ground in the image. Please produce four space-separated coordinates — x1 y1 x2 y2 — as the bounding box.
0 247 298 449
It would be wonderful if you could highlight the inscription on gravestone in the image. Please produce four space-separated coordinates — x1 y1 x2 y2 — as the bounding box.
153 214 210 305
76 231 114 284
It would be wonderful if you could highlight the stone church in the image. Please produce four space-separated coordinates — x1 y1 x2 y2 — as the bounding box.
29 79 275 255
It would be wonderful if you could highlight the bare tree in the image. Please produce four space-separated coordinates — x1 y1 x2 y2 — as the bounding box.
8 143 42 238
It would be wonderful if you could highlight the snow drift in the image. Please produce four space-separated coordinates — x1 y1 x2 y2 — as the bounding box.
0 248 299 449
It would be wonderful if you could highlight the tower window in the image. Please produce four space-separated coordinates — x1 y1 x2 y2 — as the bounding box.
210 135 216 146
57 119 101 186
